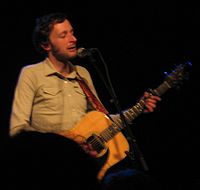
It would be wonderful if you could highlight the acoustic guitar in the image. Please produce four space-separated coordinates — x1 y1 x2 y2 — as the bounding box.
61 61 192 180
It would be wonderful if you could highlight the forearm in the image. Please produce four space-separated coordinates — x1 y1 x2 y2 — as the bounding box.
109 109 135 126
9 123 35 137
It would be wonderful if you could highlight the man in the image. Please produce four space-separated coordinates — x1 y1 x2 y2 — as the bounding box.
9 12 161 188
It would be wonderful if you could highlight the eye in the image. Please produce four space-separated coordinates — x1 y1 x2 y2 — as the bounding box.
58 31 68 38
59 34 66 38
60 36 65 38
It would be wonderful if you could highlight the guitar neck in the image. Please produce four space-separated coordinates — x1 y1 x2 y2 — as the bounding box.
99 79 172 142
99 61 191 144
150 80 172 96
124 79 173 123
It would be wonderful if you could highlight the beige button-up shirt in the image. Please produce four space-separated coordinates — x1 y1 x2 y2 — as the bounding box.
10 58 99 136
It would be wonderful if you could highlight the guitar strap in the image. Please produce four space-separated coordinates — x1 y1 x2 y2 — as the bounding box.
76 73 109 115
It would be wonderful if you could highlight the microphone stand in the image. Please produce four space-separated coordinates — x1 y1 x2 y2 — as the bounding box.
87 48 149 172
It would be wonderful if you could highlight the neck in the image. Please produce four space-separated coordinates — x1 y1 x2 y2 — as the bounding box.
48 55 73 77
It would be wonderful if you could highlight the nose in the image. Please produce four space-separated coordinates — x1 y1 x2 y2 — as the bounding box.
71 34 77 42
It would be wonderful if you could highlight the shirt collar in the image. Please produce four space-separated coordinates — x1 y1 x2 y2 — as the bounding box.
43 58 77 79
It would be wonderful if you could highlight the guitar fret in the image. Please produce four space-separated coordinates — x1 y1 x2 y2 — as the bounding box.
124 111 134 124
102 127 115 141
153 81 171 96
113 117 122 127
101 122 122 142
113 122 123 130
132 103 144 115
122 101 144 124
128 108 138 118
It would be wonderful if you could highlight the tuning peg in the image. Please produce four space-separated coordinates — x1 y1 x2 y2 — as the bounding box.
164 71 168 76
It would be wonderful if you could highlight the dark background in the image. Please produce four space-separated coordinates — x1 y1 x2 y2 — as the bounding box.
1 1 197 189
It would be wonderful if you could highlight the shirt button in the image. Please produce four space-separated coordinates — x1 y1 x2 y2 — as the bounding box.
64 81 68 83
68 94 71 97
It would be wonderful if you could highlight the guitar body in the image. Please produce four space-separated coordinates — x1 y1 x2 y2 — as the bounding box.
61 111 130 180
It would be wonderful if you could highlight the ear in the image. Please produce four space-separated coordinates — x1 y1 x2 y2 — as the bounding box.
41 42 51 51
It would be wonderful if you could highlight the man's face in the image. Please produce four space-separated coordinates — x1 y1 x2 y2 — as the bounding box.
47 19 78 62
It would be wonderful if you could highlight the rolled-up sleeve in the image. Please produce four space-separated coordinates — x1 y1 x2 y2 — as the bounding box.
10 67 36 136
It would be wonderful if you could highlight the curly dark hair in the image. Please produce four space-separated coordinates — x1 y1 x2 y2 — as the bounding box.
32 12 67 55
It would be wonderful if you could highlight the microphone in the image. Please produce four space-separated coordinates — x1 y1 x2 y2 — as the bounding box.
77 47 98 58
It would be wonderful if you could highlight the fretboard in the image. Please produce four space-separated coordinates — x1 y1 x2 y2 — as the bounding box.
99 79 173 143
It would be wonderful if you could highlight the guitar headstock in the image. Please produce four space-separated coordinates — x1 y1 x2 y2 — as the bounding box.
164 61 192 89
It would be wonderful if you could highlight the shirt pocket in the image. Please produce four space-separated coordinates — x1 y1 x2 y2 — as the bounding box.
74 87 86 96
42 87 62 110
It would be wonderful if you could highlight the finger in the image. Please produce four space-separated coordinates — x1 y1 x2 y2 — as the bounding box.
151 96 161 101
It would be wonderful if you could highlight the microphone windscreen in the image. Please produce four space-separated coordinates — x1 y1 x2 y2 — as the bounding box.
77 47 87 58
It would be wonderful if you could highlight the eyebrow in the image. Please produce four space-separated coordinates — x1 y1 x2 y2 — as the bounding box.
58 28 74 35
